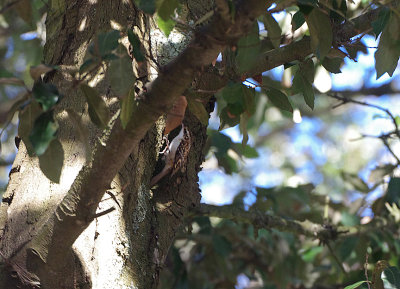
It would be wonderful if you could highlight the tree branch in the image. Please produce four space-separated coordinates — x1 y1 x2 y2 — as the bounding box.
248 6 382 77
330 82 400 97
192 203 329 239
193 6 383 95
190 203 398 242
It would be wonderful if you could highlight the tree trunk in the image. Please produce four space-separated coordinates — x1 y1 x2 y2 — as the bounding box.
0 1 207 288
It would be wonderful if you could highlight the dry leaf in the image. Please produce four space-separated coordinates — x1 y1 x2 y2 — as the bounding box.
164 95 187 135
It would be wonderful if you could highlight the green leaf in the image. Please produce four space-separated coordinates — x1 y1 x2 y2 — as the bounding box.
300 58 315 83
298 3 315 16
18 101 43 155
292 11 305 31
156 0 179 21
228 103 244 115
79 58 97 74
187 98 209 126
375 13 400 79
232 191 247 208
298 0 318 7
341 171 370 193
120 89 135 129
372 114 386 120
32 82 60 111
344 281 369 289
242 145 258 158
301 246 323 262
330 0 347 22
306 8 333 59
386 177 400 204
340 211 360 226
240 114 248 147
219 106 241 129
372 7 391 39
292 70 314 109
242 85 256 116
368 164 396 183
395 116 400 126
99 30 120 56
209 130 232 155
80 84 111 129
265 87 293 113
90 30 120 57
221 82 244 104
236 22 261 73
263 14 281 48
387 13 400 41
212 235 232 257
108 45 136 97
29 111 58 156
232 143 259 158
381 266 400 289
157 16 176 37
102 53 119 61
322 57 343 73
210 129 258 161
0 69 15 78
209 130 238 173
194 216 212 234
217 82 255 129
133 0 156 14
339 236 359 261
344 42 368 60
39 139 64 183
127 30 146 62
221 83 255 112
218 154 238 174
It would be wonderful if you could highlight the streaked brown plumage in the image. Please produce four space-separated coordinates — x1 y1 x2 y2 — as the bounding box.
150 124 191 187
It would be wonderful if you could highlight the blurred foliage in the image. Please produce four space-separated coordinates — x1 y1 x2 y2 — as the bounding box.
0 0 400 288
0 0 47 189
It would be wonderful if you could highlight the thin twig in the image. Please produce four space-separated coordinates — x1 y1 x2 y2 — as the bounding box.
326 241 347 274
92 207 115 218
328 93 400 165
382 137 400 165
365 253 371 289
359 134 400 165
328 94 400 139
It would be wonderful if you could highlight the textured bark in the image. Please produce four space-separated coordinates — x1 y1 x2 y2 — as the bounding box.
0 1 158 288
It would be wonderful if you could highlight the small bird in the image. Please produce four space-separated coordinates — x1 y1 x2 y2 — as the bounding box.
150 124 191 187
